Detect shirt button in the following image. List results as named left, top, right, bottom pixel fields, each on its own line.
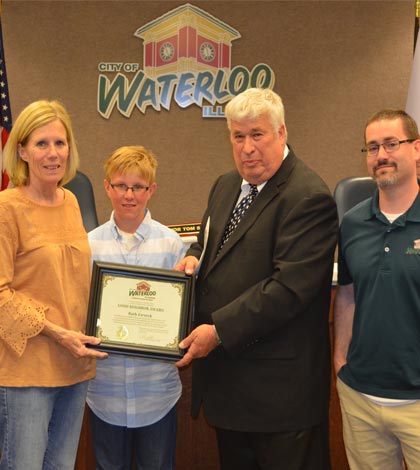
left=384, top=247, right=390, bottom=252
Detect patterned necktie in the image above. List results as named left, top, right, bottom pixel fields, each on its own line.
left=218, top=184, right=258, bottom=254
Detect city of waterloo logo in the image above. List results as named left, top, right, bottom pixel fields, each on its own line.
left=129, top=281, right=156, bottom=297
left=97, top=3, right=275, bottom=119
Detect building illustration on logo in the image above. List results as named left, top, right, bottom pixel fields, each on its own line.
left=135, top=3, right=240, bottom=79
left=97, top=3, right=275, bottom=118
left=136, top=281, right=151, bottom=292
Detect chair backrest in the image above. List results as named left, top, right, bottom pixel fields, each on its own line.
left=333, top=176, right=376, bottom=223
left=64, top=170, right=99, bottom=232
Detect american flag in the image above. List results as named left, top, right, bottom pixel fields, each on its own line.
left=0, top=16, right=11, bottom=191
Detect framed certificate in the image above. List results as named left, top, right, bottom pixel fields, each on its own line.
left=86, top=261, right=194, bottom=361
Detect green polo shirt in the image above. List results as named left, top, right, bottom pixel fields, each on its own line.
left=338, top=187, right=420, bottom=399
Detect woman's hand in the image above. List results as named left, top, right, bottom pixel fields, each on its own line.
left=42, top=320, right=108, bottom=359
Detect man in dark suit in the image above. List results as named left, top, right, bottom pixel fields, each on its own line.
left=175, top=88, right=338, bottom=470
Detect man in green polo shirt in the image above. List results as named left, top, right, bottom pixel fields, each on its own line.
left=334, top=109, right=420, bottom=469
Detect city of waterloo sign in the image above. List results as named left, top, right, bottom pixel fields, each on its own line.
left=97, top=3, right=275, bottom=119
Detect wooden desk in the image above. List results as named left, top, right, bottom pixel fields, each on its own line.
left=76, top=288, right=349, bottom=469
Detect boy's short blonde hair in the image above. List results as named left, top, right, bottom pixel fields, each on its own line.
left=104, top=146, right=158, bottom=184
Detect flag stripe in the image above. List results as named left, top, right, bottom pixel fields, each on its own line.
left=0, top=16, right=12, bottom=190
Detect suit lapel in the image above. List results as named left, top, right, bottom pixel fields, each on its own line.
left=206, top=150, right=298, bottom=274
left=204, top=177, right=241, bottom=267
left=212, top=181, right=276, bottom=266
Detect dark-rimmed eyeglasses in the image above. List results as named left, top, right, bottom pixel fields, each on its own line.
left=109, top=183, right=150, bottom=194
left=361, top=139, right=415, bottom=157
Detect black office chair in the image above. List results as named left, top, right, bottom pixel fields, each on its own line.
left=64, top=170, right=99, bottom=232
left=333, top=176, right=376, bottom=223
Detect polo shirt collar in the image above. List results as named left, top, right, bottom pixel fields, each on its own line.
left=368, top=183, right=420, bottom=225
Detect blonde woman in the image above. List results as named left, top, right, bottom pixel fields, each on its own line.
left=0, top=100, right=106, bottom=470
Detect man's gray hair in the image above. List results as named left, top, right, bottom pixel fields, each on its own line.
left=225, top=88, right=287, bottom=138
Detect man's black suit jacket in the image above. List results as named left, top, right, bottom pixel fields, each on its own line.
left=187, top=149, right=338, bottom=432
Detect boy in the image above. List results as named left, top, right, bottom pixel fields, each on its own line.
left=87, top=146, right=186, bottom=469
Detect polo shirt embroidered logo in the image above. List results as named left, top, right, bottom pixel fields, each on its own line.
left=405, top=239, right=420, bottom=253
left=405, top=242, right=420, bottom=254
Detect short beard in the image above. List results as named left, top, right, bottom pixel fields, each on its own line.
left=375, top=174, right=398, bottom=189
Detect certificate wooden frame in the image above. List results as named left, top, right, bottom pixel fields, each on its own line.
left=86, top=261, right=194, bottom=361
